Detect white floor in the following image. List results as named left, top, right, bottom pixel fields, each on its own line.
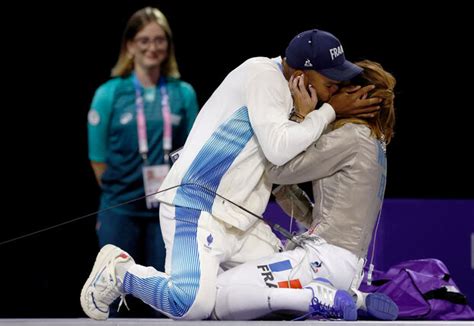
left=0, top=319, right=473, bottom=326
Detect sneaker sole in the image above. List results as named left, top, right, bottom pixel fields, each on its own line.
left=335, top=290, right=357, bottom=321
left=366, top=293, right=399, bottom=321
left=80, top=244, right=123, bottom=320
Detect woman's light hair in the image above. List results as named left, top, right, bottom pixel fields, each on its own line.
left=334, top=60, right=396, bottom=144
left=111, top=7, right=180, bottom=78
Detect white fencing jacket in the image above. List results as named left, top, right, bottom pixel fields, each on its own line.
left=155, top=57, right=335, bottom=231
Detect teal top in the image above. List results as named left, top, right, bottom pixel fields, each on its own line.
left=87, top=75, right=199, bottom=217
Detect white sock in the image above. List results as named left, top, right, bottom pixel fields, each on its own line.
left=214, top=285, right=313, bottom=320
left=115, top=260, right=135, bottom=286
left=351, top=288, right=368, bottom=310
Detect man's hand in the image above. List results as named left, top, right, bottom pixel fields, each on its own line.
left=289, top=74, right=318, bottom=117
left=329, top=85, right=382, bottom=117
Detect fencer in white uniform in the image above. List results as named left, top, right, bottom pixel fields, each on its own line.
left=80, top=30, right=378, bottom=321
left=213, top=60, right=399, bottom=321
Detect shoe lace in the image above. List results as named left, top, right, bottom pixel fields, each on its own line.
left=292, top=283, right=342, bottom=321
left=98, top=258, right=128, bottom=310
left=292, top=297, right=343, bottom=321
left=117, top=295, right=130, bottom=312
left=308, top=296, right=343, bottom=319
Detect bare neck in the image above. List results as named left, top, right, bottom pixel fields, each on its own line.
left=281, top=58, right=294, bottom=81
left=134, top=65, right=161, bottom=87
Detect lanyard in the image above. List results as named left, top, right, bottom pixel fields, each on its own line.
left=133, top=74, right=172, bottom=164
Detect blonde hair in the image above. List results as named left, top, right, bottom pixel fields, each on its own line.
left=334, top=60, right=396, bottom=144
left=111, top=7, right=180, bottom=78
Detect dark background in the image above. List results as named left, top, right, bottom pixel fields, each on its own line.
left=1, top=1, right=472, bottom=317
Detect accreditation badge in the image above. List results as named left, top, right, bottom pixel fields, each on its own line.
left=142, top=164, right=170, bottom=209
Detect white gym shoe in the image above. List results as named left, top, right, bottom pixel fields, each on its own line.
left=80, top=244, right=134, bottom=320
left=303, top=278, right=357, bottom=320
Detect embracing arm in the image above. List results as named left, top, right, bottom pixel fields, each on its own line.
left=266, top=124, right=359, bottom=184
left=246, top=68, right=335, bottom=166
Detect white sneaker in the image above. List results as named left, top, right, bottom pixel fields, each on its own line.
left=80, top=244, right=134, bottom=320
left=304, top=278, right=357, bottom=320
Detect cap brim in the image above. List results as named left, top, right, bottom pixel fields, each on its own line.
left=318, top=61, right=363, bottom=82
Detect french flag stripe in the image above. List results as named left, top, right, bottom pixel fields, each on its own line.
left=269, top=260, right=292, bottom=272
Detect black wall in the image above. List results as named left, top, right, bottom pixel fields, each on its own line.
left=1, top=1, right=472, bottom=317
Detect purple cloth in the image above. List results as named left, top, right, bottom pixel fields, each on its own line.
left=359, top=259, right=474, bottom=320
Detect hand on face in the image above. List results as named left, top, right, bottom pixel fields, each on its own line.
left=329, top=84, right=382, bottom=118
left=289, top=71, right=318, bottom=117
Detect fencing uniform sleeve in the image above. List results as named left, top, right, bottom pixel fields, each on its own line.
left=266, top=124, right=359, bottom=184
left=246, top=69, right=335, bottom=166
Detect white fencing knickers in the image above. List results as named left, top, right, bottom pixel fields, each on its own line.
left=121, top=203, right=282, bottom=320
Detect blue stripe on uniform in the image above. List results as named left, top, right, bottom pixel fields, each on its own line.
left=123, top=207, right=200, bottom=317
left=123, top=107, right=254, bottom=318
left=269, top=260, right=292, bottom=272
left=157, top=206, right=200, bottom=315
left=173, top=106, right=254, bottom=211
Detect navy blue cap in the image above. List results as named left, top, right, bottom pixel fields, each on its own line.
left=285, top=29, right=362, bottom=82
